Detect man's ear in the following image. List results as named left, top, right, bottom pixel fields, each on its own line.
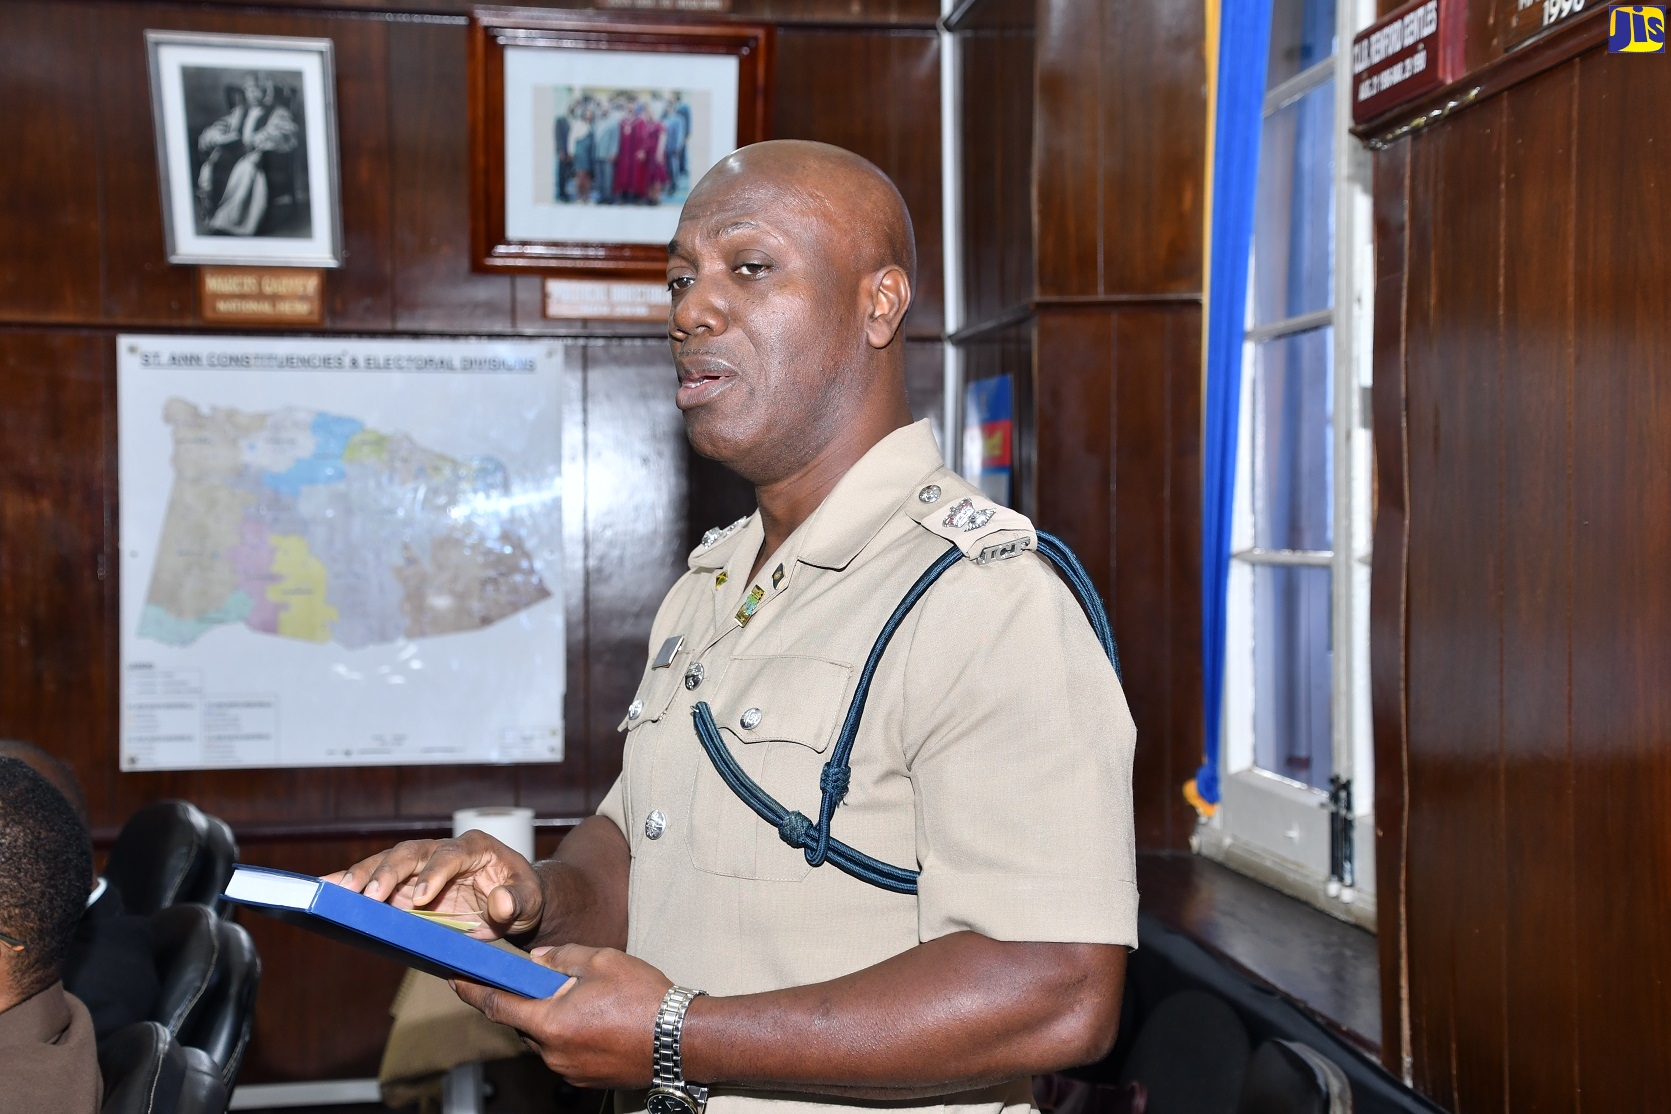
left=863, top=266, right=912, bottom=350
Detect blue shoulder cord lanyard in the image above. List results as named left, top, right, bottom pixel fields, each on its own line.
left=689, top=531, right=1122, bottom=896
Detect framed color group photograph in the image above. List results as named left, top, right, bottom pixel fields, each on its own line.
left=469, top=8, right=771, bottom=277
left=146, top=31, right=344, bottom=267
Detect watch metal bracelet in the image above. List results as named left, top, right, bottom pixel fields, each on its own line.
left=653, top=984, right=709, bottom=1101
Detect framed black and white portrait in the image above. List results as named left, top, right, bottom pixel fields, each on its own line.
left=146, top=31, right=343, bottom=267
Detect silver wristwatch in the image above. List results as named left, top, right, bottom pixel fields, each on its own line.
left=646, top=985, right=708, bottom=1114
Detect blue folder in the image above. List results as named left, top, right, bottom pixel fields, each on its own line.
left=222, top=864, right=569, bottom=999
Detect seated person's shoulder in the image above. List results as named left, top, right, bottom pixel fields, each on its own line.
left=0, top=758, right=101, bottom=1112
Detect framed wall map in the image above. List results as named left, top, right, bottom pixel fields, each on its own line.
left=468, top=7, right=772, bottom=278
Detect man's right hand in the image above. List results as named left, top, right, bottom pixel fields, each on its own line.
left=324, top=831, right=545, bottom=940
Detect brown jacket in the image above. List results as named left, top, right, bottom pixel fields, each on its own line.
left=0, top=981, right=103, bottom=1114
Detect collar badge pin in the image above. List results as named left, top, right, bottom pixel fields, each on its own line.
left=771, top=564, right=785, bottom=590
left=735, top=585, right=765, bottom=627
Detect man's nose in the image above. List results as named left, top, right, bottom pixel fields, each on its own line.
left=670, top=275, right=727, bottom=338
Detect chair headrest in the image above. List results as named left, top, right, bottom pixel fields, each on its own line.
left=1238, top=1039, right=1353, bottom=1114
left=105, top=801, right=210, bottom=915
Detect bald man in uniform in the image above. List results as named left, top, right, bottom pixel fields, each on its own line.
left=333, top=140, right=1137, bottom=1114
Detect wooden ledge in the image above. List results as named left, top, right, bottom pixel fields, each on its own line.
left=1136, top=851, right=1382, bottom=1057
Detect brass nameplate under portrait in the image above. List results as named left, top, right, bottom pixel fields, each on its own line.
left=199, top=267, right=324, bottom=326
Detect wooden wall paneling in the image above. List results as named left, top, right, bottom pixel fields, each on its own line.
left=0, top=3, right=104, bottom=323
left=956, top=0, right=1035, bottom=326
left=1367, top=138, right=1411, bottom=1082
left=1098, top=0, right=1204, bottom=295
left=1032, top=4, right=1102, bottom=297
left=1035, top=310, right=1112, bottom=608
left=1160, top=309, right=1203, bottom=852
left=0, top=333, right=116, bottom=816
left=1034, top=0, right=1205, bottom=298
left=321, top=12, right=397, bottom=329
left=902, top=339, right=946, bottom=434
left=1110, top=308, right=1199, bottom=851
left=771, top=28, right=944, bottom=335
left=388, top=17, right=516, bottom=332
left=1034, top=306, right=1201, bottom=852
left=1402, top=102, right=1508, bottom=1109
left=1569, top=46, right=1671, bottom=1107
left=1497, top=61, right=1581, bottom=1111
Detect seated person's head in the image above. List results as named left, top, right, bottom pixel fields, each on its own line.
left=0, top=740, right=90, bottom=828
left=0, top=756, right=92, bottom=1011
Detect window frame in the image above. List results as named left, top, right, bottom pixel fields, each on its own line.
left=1197, top=0, right=1378, bottom=929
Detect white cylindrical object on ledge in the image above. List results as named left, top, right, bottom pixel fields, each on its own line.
left=452, top=806, right=535, bottom=863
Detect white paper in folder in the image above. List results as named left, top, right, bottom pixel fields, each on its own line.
left=453, top=806, right=535, bottom=862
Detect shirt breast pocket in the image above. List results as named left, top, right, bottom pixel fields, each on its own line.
left=618, top=648, right=688, bottom=735
left=688, top=654, right=852, bottom=881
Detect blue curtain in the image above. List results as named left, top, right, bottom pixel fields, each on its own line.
left=1198, top=0, right=1273, bottom=806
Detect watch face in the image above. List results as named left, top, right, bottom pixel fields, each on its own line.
left=647, top=1088, right=700, bottom=1114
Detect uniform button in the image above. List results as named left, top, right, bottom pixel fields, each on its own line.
left=918, top=484, right=942, bottom=504
left=627, top=699, right=644, bottom=721
left=740, top=707, right=762, bottom=730
left=644, top=810, right=667, bottom=840
left=683, top=662, right=705, bottom=691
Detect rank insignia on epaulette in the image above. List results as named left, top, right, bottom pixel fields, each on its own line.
left=735, top=585, right=765, bottom=626
left=942, top=497, right=997, bottom=532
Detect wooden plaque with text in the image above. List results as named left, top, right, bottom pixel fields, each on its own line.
left=1350, top=0, right=1467, bottom=125
left=198, top=267, right=324, bottom=326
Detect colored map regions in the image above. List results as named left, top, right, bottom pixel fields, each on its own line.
left=140, top=400, right=552, bottom=649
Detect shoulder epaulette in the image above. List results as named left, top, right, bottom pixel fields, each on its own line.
left=904, top=475, right=1036, bottom=564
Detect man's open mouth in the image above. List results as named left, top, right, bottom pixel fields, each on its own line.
left=675, top=358, right=736, bottom=407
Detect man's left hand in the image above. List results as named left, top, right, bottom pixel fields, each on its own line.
left=452, top=944, right=672, bottom=1089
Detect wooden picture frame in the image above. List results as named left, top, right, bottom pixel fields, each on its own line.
left=468, top=7, right=772, bottom=278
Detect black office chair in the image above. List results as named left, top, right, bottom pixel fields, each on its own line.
left=1116, top=989, right=1251, bottom=1113
left=178, top=1045, right=233, bottom=1114
left=105, top=801, right=212, bottom=915
left=150, top=903, right=262, bottom=1091
left=187, top=813, right=239, bottom=917
left=1238, top=1040, right=1352, bottom=1114
left=98, top=1021, right=231, bottom=1114
left=99, top=1021, right=187, bottom=1114
left=105, top=801, right=240, bottom=918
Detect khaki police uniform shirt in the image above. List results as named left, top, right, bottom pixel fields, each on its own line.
left=597, top=421, right=1138, bottom=1114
